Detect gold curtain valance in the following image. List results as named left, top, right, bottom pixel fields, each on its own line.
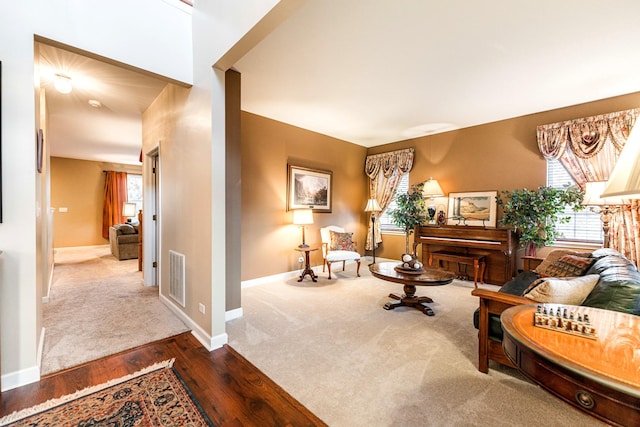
left=364, top=148, right=414, bottom=179
left=537, top=108, right=640, bottom=160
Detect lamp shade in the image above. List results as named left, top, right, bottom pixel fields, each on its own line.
left=364, top=198, right=382, bottom=212
left=422, top=178, right=444, bottom=198
left=293, top=209, right=314, bottom=225
left=602, top=124, right=640, bottom=198
left=122, top=202, right=137, bottom=218
left=582, top=181, right=624, bottom=206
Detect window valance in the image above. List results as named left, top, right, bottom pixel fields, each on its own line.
left=536, top=107, right=640, bottom=267
left=537, top=108, right=640, bottom=160
left=365, top=148, right=414, bottom=178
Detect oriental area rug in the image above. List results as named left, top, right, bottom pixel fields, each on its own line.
left=0, top=359, right=213, bottom=427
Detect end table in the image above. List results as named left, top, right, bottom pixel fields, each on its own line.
left=295, top=246, right=318, bottom=282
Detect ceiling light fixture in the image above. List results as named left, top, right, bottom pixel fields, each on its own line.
left=88, top=99, right=102, bottom=108
left=54, top=73, right=73, bottom=94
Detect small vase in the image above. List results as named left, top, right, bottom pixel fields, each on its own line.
left=525, top=242, right=537, bottom=257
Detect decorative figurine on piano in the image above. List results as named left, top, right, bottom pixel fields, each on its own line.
left=437, top=210, right=446, bottom=226
left=427, top=207, right=436, bottom=224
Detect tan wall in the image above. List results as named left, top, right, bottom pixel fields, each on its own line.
left=143, top=84, right=214, bottom=330
left=240, top=92, right=640, bottom=279
left=370, top=91, right=640, bottom=261
left=50, top=157, right=140, bottom=248
left=241, top=112, right=368, bottom=281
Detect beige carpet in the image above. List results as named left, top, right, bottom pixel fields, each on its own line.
left=41, top=245, right=189, bottom=375
left=227, top=262, right=606, bottom=426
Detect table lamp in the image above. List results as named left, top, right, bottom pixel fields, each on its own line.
left=122, top=202, right=137, bottom=223
left=422, top=177, right=444, bottom=222
left=582, top=181, right=624, bottom=248
left=365, top=198, right=382, bottom=264
left=293, top=209, right=314, bottom=248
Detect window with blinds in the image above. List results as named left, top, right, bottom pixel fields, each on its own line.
left=379, top=174, right=409, bottom=232
left=547, top=159, right=603, bottom=243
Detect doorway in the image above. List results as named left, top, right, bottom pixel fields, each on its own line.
left=144, top=149, right=160, bottom=287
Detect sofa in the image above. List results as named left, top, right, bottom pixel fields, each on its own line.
left=109, top=223, right=139, bottom=260
left=472, top=247, right=640, bottom=373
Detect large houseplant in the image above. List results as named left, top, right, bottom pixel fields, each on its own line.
left=389, top=182, right=428, bottom=254
left=496, top=185, right=584, bottom=256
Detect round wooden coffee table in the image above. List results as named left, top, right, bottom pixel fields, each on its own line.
left=369, top=262, right=455, bottom=316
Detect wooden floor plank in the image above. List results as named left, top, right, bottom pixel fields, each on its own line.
left=0, top=332, right=327, bottom=427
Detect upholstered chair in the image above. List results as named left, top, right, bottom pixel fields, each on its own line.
left=320, top=225, right=361, bottom=279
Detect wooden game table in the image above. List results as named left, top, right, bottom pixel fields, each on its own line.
left=501, top=304, right=640, bottom=427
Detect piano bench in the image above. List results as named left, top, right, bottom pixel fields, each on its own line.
left=429, top=251, right=486, bottom=288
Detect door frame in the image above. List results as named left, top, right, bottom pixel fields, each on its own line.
left=143, top=145, right=160, bottom=287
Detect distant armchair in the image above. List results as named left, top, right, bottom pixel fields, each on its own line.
left=320, top=225, right=361, bottom=279
left=109, top=223, right=139, bottom=260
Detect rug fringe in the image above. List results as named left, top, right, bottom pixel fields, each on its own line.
left=0, top=358, right=175, bottom=426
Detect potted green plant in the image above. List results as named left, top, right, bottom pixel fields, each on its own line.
left=496, top=185, right=585, bottom=256
left=389, top=182, right=428, bottom=254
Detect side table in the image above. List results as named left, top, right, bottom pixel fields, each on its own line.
left=294, top=246, right=318, bottom=282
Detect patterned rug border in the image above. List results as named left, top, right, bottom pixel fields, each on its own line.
left=0, top=358, right=176, bottom=426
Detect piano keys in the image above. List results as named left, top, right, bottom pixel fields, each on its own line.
left=413, top=225, right=519, bottom=285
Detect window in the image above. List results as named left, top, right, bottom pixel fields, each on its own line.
left=546, top=159, right=603, bottom=243
left=378, top=174, right=409, bottom=232
left=127, top=174, right=143, bottom=215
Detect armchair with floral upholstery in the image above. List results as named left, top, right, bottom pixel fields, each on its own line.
left=320, top=225, right=361, bottom=279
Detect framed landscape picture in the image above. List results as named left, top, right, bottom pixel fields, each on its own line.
left=287, top=165, right=332, bottom=212
left=447, top=191, right=497, bottom=227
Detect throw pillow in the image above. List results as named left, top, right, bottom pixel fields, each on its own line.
left=523, top=274, right=600, bottom=305
left=534, top=250, right=592, bottom=277
left=329, top=230, right=355, bottom=251
left=540, top=254, right=595, bottom=278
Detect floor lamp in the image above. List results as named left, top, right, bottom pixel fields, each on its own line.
left=365, top=198, right=382, bottom=264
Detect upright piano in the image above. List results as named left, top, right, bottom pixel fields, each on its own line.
left=413, top=225, right=519, bottom=285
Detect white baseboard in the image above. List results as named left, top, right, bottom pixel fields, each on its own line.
left=241, top=263, right=337, bottom=288
left=2, top=365, right=40, bottom=392
left=2, top=326, right=48, bottom=391
left=159, top=294, right=228, bottom=351
left=225, top=307, right=243, bottom=321
left=37, top=327, right=45, bottom=372
left=241, top=270, right=302, bottom=288
left=42, top=262, right=55, bottom=303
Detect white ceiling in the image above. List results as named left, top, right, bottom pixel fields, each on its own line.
left=39, top=43, right=167, bottom=165
left=41, top=0, right=640, bottom=164
left=236, top=0, right=640, bottom=146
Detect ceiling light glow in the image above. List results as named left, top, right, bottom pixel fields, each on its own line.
left=88, top=99, right=102, bottom=108
left=54, top=73, right=73, bottom=94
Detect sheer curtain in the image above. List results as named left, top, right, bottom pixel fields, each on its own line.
left=537, top=108, right=640, bottom=265
left=364, top=148, right=414, bottom=250
left=102, top=171, right=128, bottom=239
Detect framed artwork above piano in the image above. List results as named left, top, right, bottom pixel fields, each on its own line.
left=414, top=225, right=519, bottom=285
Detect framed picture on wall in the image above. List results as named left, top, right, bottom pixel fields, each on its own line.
left=287, top=164, right=332, bottom=212
left=447, top=191, right=497, bottom=227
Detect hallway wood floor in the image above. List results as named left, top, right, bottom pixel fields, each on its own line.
left=0, top=332, right=326, bottom=426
